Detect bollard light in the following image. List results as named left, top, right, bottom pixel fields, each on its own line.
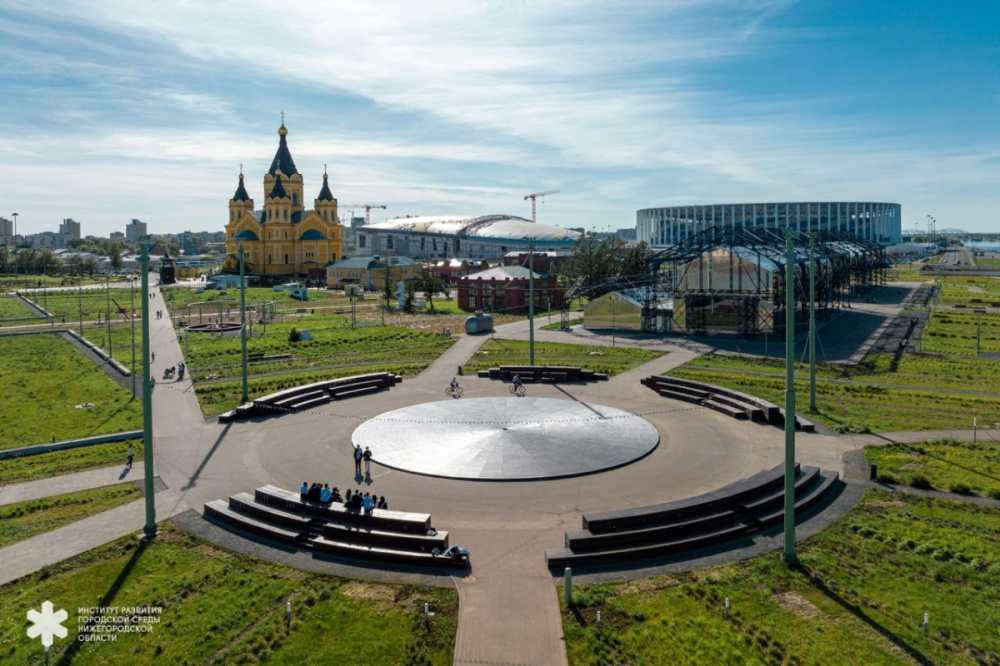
left=596, top=610, right=602, bottom=630
left=725, top=597, right=730, bottom=618
left=564, top=567, right=573, bottom=605
left=286, top=601, right=292, bottom=631
left=923, top=612, right=929, bottom=635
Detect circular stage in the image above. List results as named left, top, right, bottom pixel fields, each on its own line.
left=352, top=397, right=659, bottom=480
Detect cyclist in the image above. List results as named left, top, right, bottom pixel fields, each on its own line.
left=450, top=377, right=460, bottom=391
left=512, top=374, right=523, bottom=391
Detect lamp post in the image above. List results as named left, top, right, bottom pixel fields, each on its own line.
left=139, top=239, right=157, bottom=541
left=130, top=276, right=137, bottom=396
left=528, top=242, right=535, bottom=366
left=239, top=241, right=249, bottom=404
left=783, top=230, right=797, bottom=564
left=808, top=234, right=817, bottom=413
left=11, top=212, right=17, bottom=238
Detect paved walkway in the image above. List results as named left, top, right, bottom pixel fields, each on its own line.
left=0, top=489, right=189, bottom=587
left=4, top=289, right=974, bottom=665
left=0, top=465, right=144, bottom=506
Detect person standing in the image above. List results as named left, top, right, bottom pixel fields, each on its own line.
left=353, top=444, right=363, bottom=475
left=363, top=446, right=373, bottom=476
left=126, top=444, right=134, bottom=469
left=362, top=492, right=373, bottom=516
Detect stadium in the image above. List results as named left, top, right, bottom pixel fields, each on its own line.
left=356, top=215, right=581, bottom=261
left=637, top=202, right=901, bottom=247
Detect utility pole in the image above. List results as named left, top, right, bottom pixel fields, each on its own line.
left=140, top=239, right=157, bottom=541
left=528, top=243, right=535, bottom=366
left=240, top=242, right=249, bottom=404
left=130, top=276, right=136, bottom=397
left=783, top=231, right=797, bottom=564
left=808, top=234, right=817, bottom=413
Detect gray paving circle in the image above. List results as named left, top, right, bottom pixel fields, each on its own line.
left=352, top=397, right=659, bottom=480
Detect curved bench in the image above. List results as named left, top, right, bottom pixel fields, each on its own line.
left=477, top=365, right=609, bottom=383
left=642, top=375, right=815, bottom=431
left=203, top=485, right=467, bottom=569
left=545, top=462, right=840, bottom=569
left=219, top=372, right=403, bottom=421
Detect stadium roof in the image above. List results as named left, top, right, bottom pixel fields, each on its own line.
left=362, top=215, right=581, bottom=242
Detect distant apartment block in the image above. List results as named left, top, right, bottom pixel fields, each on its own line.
left=59, top=218, right=82, bottom=239
left=28, top=232, right=73, bottom=250
left=110, top=231, right=125, bottom=240
left=0, top=217, right=12, bottom=238
left=125, top=218, right=147, bottom=243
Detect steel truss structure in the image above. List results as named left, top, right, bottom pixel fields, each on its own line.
left=563, top=227, right=887, bottom=339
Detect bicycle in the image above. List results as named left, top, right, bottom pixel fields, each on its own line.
left=509, top=383, right=526, bottom=397
left=445, top=385, right=464, bottom=398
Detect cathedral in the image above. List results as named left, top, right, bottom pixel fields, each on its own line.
left=223, top=121, right=344, bottom=280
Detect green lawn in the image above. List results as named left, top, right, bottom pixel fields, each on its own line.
left=195, top=362, right=433, bottom=416
left=23, top=287, right=140, bottom=322
left=0, top=440, right=142, bottom=485
left=0, top=484, right=140, bottom=549
left=973, top=258, right=1000, bottom=269
left=462, top=339, right=665, bottom=376
left=868, top=439, right=1000, bottom=498
left=562, top=490, right=1000, bottom=665
left=0, top=335, right=143, bottom=449
left=0, top=295, right=39, bottom=321
left=922, top=310, right=1000, bottom=355
left=177, top=315, right=453, bottom=382
left=0, top=525, right=458, bottom=664
left=0, top=274, right=110, bottom=290
left=936, top=276, right=1000, bottom=306
left=670, top=352, right=1000, bottom=432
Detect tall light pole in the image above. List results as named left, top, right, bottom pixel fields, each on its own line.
left=528, top=243, right=535, bottom=366
left=783, top=230, right=797, bottom=564
left=239, top=242, right=249, bottom=404
left=140, top=239, right=157, bottom=541
left=11, top=212, right=17, bottom=238
left=130, top=276, right=136, bottom=396
left=808, top=234, right=817, bottom=413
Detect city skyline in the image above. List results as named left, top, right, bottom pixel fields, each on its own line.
left=1, top=1, right=998, bottom=237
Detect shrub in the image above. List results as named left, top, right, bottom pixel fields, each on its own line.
left=987, top=488, right=1000, bottom=500
left=909, top=474, right=932, bottom=490
left=915, top=544, right=935, bottom=556
left=288, top=328, right=301, bottom=343
left=948, top=482, right=972, bottom=495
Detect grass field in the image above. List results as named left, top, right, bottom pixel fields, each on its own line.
left=0, top=524, right=458, bottom=664
left=922, top=309, right=1000, bottom=355
left=194, top=362, right=433, bottom=416
left=670, top=352, right=1000, bottom=432
left=21, top=287, right=140, bottom=322
left=936, top=276, right=1000, bottom=306
left=177, top=315, right=454, bottom=382
left=562, top=489, right=1000, bottom=665
left=462, top=339, right=665, bottom=376
left=0, top=295, right=39, bottom=321
left=0, top=335, right=143, bottom=449
left=868, top=438, right=1000, bottom=498
left=0, top=275, right=110, bottom=290
left=0, top=440, right=142, bottom=485
left=0, top=484, right=140, bottom=549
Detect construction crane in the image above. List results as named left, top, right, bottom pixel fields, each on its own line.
left=341, top=204, right=387, bottom=225
left=523, top=190, right=559, bottom=223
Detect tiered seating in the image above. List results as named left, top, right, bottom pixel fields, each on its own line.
left=641, top=375, right=815, bottom=431
left=545, top=463, right=840, bottom=569
left=477, top=365, right=608, bottom=383
left=204, top=485, right=466, bottom=569
left=219, top=372, right=403, bottom=421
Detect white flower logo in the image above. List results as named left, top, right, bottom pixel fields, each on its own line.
left=27, top=601, right=68, bottom=647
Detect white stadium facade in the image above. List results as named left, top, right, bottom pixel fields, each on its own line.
left=637, top=202, right=901, bottom=247
left=356, top=215, right=581, bottom=261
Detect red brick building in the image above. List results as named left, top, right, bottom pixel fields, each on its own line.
left=430, top=258, right=491, bottom=285
left=457, top=265, right=564, bottom=314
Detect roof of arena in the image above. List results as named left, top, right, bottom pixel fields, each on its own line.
left=360, top=215, right=582, bottom=242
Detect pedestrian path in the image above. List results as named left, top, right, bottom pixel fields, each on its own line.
left=0, top=489, right=190, bottom=587
left=0, top=464, right=145, bottom=506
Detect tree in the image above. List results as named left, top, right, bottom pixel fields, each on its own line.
left=419, top=275, right=448, bottom=312
left=403, top=279, right=417, bottom=313
left=109, top=242, right=123, bottom=271
left=82, top=255, right=100, bottom=278
left=620, top=241, right=654, bottom=278
left=38, top=248, right=63, bottom=276
left=560, top=233, right=624, bottom=297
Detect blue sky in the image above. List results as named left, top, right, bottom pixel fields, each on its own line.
left=1, top=0, right=997, bottom=237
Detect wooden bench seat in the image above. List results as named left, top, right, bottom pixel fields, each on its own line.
left=756, top=472, right=840, bottom=527
left=546, top=523, right=751, bottom=568
left=657, top=388, right=704, bottom=405
left=311, top=536, right=468, bottom=568
left=320, top=522, right=449, bottom=552
left=288, top=395, right=333, bottom=411
left=703, top=400, right=749, bottom=419
left=255, top=485, right=431, bottom=533
left=271, top=389, right=327, bottom=408
left=566, top=508, right=737, bottom=552
left=650, top=381, right=711, bottom=400
left=738, top=467, right=821, bottom=515
left=330, top=385, right=380, bottom=400
left=204, top=500, right=304, bottom=543
left=229, top=493, right=315, bottom=530
left=583, top=463, right=796, bottom=532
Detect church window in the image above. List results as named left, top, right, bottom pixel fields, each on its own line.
left=293, top=193, right=298, bottom=204
left=284, top=209, right=288, bottom=221
left=268, top=254, right=272, bottom=264
left=284, top=254, right=289, bottom=264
